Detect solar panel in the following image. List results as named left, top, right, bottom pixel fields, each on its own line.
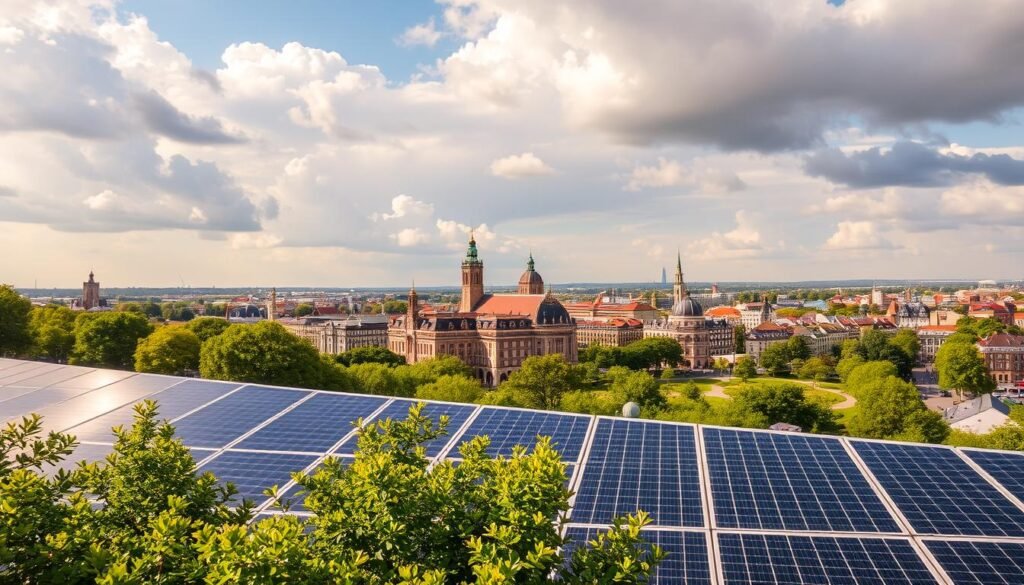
left=44, top=368, right=134, bottom=390
left=173, top=386, right=310, bottom=449
left=852, top=441, right=1024, bottom=537
left=272, top=458, right=354, bottom=513
left=235, top=393, right=388, bottom=453
left=717, top=533, right=937, bottom=584
left=43, top=442, right=114, bottom=475
left=67, top=379, right=243, bottom=442
left=571, top=419, right=704, bottom=528
left=335, top=399, right=476, bottom=457
left=562, top=527, right=711, bottom=585
left=453, top=407, right=590, bottom=461
left=703, top=428, right=900, bottom=533
left=0, top=362, right=63, bottom=386
left=961, top=449, right=1024, bottom=499
left=198, top=450, right=318, bottom=505
left=0, top=357, right=24, bottom=370
left=924, top=539, right=1024, bottom=585
left=23, top=375, right=185, bottom=432
left=1, top=365, right=95, bottom=390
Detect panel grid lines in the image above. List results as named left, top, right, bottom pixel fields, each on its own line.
left=852, top=440, right=1024, bottom=537
left=924, top=539, right=1024, bottom=585
left=235, top=392, right=388, bottom=453
left=452, top=407, right=590, bottom=461
left=334, top=398, right=476, bottom=458
left=563, top=526, right=712, bottom=585
left=704, top=428, right=901, bottom=533
left=961, top=449, right=1024, bottom=502
left=171, top=385, right=311, bottom=449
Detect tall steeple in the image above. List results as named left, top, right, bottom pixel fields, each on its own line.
left=407, top=282, right=419, bottom=326
left=673, top=250, right=687, bottom=305
left=460, top=233, right=485, bottom=312
left=268, top=287, right=277, bottom=321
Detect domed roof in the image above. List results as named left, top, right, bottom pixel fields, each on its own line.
left=670, top=296, right=704, bottom=317
left=535, top=297, right=571, bottom=325
left=519, top=269, right=544, bottom=286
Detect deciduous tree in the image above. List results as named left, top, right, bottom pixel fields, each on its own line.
left=199, top=321, right=325, bottom=388
left=71, top=311, right=154, bottom=369
left=0, top=284, right=33, bottom=356
left=134, top=326, right=201, bottom=375
left=28, top=305, right=76, bottom=361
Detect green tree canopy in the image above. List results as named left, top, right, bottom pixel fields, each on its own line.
left=28, top=305, right=76, bottom=361
left=415, top=374, right=484, bottom=404
left=786, top=336, right=811, bottom=361
left=935, top=341, right=995, bottom=399
left=334, top=345, right=406, bottom=367
left=846, top=373, right=948, bottom=443
left=134, top=326, right=201, bottom=375
left=184, top=316, right=230, bottom=342
left=734, top=355, right=757, bottom=381
left=798, top=356, right=834, bottom=382
left=0, top=284, right=33, bottom=356
left=293, top=303, right=314, bottom=317
left=733, top=382, right=837, bottom=433
left=608, top=369, right=666, bottom=410
left=890, top=329, right=921, bottom=366
left=71, top=311, right=154, bottom=369
left=199, top=321, right=326, bottom=388
left=759, top=343, right=791, bottom=376
left=502, top=354, right=583, bottom=410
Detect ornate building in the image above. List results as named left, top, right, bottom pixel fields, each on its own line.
left=564, top=294, right=659, bottom=323
left=72, top=271, right=107, bottom=310
left=388, top=236, right=577, bottom=386
left=576, top=318, right=644, bottom=348
left=283, top=315, right=389, bottom=354
left=977, top=334, right=1024, bottom=385
left=644, top=253, right=732, bottom=369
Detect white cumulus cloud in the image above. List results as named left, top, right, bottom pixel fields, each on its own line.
left=490, top=152, right=554, bottom=179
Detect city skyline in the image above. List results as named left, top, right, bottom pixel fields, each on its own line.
left=2, top=1, right=1024, bottom=286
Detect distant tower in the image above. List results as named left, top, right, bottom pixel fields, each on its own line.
left=517, top=252, right=545, bottom=295
left=459, top=232, right=485, bottom=312
left=267, top=287, right=277, bottom=321
left=650, top=291, right=658, bottom=308
left=661, top=267, right=667, bottom=285
left=82, top=271, right=100, bottom=310
left=672, top=251, right=687, bottom=305
left=404, top=283, right=419, bottom=363
left=760, top=293, right=772, bottom=323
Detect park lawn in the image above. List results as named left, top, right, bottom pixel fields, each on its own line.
left=712, top=377, right=846, bottom=407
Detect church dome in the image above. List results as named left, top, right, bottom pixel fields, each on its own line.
left=517, top=253, right=545, bottom=294
left=519, top=269, right=544, bottom=287
left=536, top=297, right=571, bottom=325
left=670, top=296, right=704, bottom=317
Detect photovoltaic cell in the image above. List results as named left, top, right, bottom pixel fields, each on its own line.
left=717, top=533, right=937, bottom=585
left=852, top=441, right=1024, bottom=537
left=704, top=428, right=900, bottom=533
left=925, top=539, right=1024, bottom=585
left=571, top=419, right=704, bottom=528
left=236, top=393, right=387, bottom=453
left=173, top=386, right=310, bottom=448
left=67, top=379, right=243, bottom=442
left=16, top=374, right=182, bottom=432
left=0, top=362, right=63, bottom=386
left=562, top=527, right=711, bottom=585
left=44, top=368, right=134, bottom=390
left=962, top=449, right=1024, bottom=498
left=2, top=365, right=95, bottom=390
left=454, top=407, right=590, bottom=461
left=335, top=399, right=476, bottom=457
left=273, top=458, right=352, bottom=513
left=198, top=450, right=318, bottom=505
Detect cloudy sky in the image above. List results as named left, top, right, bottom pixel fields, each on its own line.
left=1, top=0, right=1023, bottom=288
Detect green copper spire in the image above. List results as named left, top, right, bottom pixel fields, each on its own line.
left=463, top=231, right=481, bottom=264
left=527, top=251, right=535, bottom=271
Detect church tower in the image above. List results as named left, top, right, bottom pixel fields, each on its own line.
left=672, top=252, right=687, bottom=305
left=82, top=271, right=100, bottom=310
left=460, top=233, right=485, bottom=312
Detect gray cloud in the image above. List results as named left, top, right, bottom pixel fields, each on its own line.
left=132, top=91, right=244, bottom=144
left=804, top=141, right=1024, bottom=188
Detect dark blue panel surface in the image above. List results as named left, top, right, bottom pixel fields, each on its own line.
left=236, top=393, right=387, bottom=452
left=68, top=379, right=242, bottom=442
left=925, top=540, right=1024, bottom=585
left=962, top=449, right=1024, bottom=498
left=173, top=386, right=309, bottom=449
left=572, top=419, right=703, bottom=528
left=335, top=399, right=476, bottom=457
left=453, top=407, right=590, bottom=461
left=198, top=450, right=318, bottom=505
left=704, top=428, right=900, bottom=532
left=563, top=527, right=710, bottom=585
left=0, top=364, right=95, bottom=389
left=853, top=441, right=1024, bottom=537
left=44, top=442, right=113, bottom=476
left=718, top=533, right=937, bottom=585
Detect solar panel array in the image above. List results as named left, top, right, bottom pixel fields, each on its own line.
left=5, top=357, right=1024, bottom=584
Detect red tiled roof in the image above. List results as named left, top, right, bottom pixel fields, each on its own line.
left=752, top=322, right=787, bottom=332
left=706, top=306, right=741, bottom=317
left=978, top=334, right=1024, bottom=347
left=473, top=294, right=546, bottom=318
left=918, top=325, right=958, bottom=332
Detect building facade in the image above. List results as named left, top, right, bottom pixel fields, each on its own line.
left=917, top=325, right=958, bottom=363
left=283, top=316, right=389, bottom=354
left=576, top=318, right=644, bottom=348
left=744, top=322, right=793, bottom=364
left=739, top=299, right=774, bottom=330
left=565, top=295, right=660, bottom=323
left=977, top=334, right=1024, bottom=385
left=388, top=237, right=577, bottom=386
left=72, top=271, right=107, bottom=310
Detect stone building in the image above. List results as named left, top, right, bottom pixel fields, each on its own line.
left=644, top=253, right=732, bottom=369
left=576, top=318, right=644, bottom=348
left=564, top=294, right=659, bottom=323
left=72, top=271, right=107, bottom=310
left=388, top=236, right=577, bottom=386
left=917, top=325, right=957, bottom=363
left=739, top=298, right=774, bottom=329
left=282, top=315, right=389, bottom=354
left=977, top=334, right=1024, bottom=385
left=744, top=322, right=793, bottom=364
left=886, top=300, right=930, bottom=329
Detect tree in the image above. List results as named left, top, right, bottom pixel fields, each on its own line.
left=609, top=370, right=665, bottom=410
left=71, top=311, right=154, bottom=369
left=734, top=356, right=757, bottom=381
left=184, top=316, right=230, bottom=342
left=334, top=345, right=405, bottom=367
left=415, top=375, right=484, bottom=403
left=733, top=382, right=837, bottom=433
left=134, top=326, right=201, bottom=375
left=935, top=341, right=995, bottom=399
left=660, top=366, right=676, bottom=379
left=858, top=330, right=913, bottom=380
left=844, top=360, right=899, bottom=395
left=28, top=305, right=76, bottom=361
left=160, top=301, right=195, bottom=322
left=846, top=375, right=948, bottom=443
left=503, top=354, right=583, bottom=410
left=798, top=356, right=834, bottom=383
left=733, top=324, right=746, bottom=354
left=759, top=343, right=791, bottom=376
left=347, top=362, right=405, bottom=396
left=200, top=321, right=326, bottom=388
left=618, top=337, right=681, bottom=372
left=382, top=300, right=408, bottom=314
left=294, top=303, right=314, bottom=317
left=786, top=336, right=811, bottom=361
left=891, top=329, right=921, bottom=367
left=0, top=284, right=33, bottom=356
